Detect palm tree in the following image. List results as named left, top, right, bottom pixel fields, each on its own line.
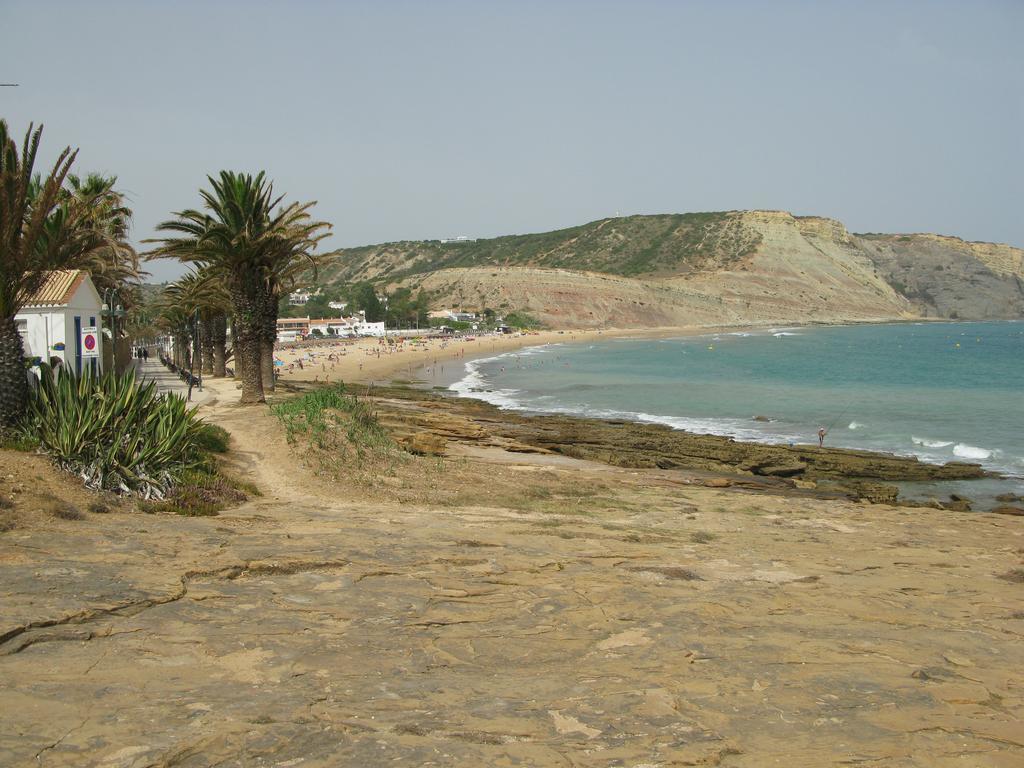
left=257, top=212, right=332, bottom=391
left=64, top=173, right=142, bottom=296
left=160, top=269, right=230, bottom=378
left=147, top=172, right=279, bottom=403
left=147, top=172, right=332, bottom=403
left=155, top=304, right=192, bottom=369
left=0, top=120, right=80, bottom=430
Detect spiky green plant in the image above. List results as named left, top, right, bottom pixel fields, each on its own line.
left=22, top=363, right=209, bottom=498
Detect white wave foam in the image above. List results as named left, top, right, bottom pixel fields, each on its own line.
left=448, top=358, right=523, bottom=409
left=953, top=443, right=992, bottom=460
left=449, top=365, right=806, bottom=444
left=911, top=436, right=953, bottom=449
left=848, top=421, right=864, bottom=430
left=773, top=332, right=800, bottom=337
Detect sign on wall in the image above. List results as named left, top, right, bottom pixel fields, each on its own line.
left=81, top=326, right=99, bottom=358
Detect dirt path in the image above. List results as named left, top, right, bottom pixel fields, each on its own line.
left=1, top=380, right=1022, bottom=766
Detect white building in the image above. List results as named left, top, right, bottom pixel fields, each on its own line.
left=426, top=309, right=479, bottom=323
left=278, top=315, right=386, bottom=342
left=328, top=300, right=347, bottom=311
left=15, top=270, right=104, bottom=375
left=288, top=289, right=317, bottom=305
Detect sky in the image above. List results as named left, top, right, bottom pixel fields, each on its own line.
left=2, top=0, right=1022, bottom=282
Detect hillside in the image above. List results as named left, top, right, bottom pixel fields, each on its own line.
left=319, top=211, right=1024, bottom=328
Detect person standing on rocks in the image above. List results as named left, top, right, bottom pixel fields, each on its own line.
left=818, top=426, right=827, bottom=448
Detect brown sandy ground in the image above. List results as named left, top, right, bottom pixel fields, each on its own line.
left=0, top=378, right=1022, bottom=767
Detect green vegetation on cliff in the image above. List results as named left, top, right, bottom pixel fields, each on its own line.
left=320, top=212, right=761, bottom=287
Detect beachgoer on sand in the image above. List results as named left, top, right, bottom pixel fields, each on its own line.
left=818, top=427, right=827, bottom=447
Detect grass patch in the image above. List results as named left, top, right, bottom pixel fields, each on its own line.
left=0, top=431, right=39, bottom=452
left=691, top=531, right=718, bottom=544
left=271, top=384, right=402, bottom=478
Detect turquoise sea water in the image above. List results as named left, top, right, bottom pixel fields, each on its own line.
left=449, top=321, right=1024, bottom=504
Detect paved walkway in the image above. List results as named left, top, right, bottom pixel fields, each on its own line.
left=129, top=358, right=213, bottom=406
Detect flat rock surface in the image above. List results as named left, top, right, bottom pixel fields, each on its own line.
left=1, top=392, right=1022, bottom=767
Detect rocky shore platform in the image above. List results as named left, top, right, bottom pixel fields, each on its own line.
left=368, top=384, right=993, bottom=508
left=1, top=379, right=1021, bottom=767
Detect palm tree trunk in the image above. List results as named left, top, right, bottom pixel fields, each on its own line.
left=229, top=287, right=265, bottom=404
left=257, top=287, right=278, bottom=393
left=0, top=316, right=30, bottom=431
left=228, top=318, right=237, bottom=371
left=211, top=314, right=227, bottom=378
left=236, top=331, right=264, bottom=403
left=200, top=317, right=214, bottom=376
left=260, top=338, right=276, bottom=393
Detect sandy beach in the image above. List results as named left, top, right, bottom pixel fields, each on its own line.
left=273, top=326, right=700, bottom=388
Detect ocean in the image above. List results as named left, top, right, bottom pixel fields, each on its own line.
left=447, top=321, right=1024, bottom=507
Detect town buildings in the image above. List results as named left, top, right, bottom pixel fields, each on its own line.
left=276, top=315, right=386, bottom=342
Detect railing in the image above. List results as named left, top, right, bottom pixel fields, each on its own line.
left=158, top=354, right=200, bottom=388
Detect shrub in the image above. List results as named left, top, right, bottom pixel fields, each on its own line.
left=21, top=363, right=209, bottom=499
left=503, top=311, right=545, bottom=330
left=144, top=469, right=250, bottom=516
left=50, top=502, right=84, bottom=520
left=195, top=423, right=231, bottom=453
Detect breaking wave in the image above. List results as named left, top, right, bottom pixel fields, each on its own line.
left=953, top=443, right=992, bottom=460
left=912, top=436, right=954, bottom=449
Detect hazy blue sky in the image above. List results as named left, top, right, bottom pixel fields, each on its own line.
left=3, top=0, right=1022, bottom=281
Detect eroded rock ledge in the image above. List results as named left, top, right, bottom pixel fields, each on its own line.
left=357, top=384, right=988, bottom=505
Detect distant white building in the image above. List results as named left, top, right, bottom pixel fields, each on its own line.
left=277, top=315, right=385, bottom=342
left=439, top=236, right=473, bottom=244
left=289, top=289, right=319, bottom=305
left=15, top=270, right=104, bottom=375
left=328, top=300, right=347, bottom=311
left=427, top=309, right=478, bottom=323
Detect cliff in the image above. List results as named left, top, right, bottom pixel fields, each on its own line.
left=319, top=211, right=1024, bottom=328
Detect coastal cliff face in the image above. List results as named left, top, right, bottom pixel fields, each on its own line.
left=321, top=211, right=1024, bottom=328
left=855, top=233, right=1024, bottom=319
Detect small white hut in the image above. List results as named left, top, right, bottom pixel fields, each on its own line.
left=15, top=270, right=105, bottom=375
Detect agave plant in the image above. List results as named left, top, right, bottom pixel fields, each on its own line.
left=22, top=363, right=209, bottom=498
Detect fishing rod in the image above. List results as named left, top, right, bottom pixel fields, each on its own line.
left=823, top=401, right=855, bottom=435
